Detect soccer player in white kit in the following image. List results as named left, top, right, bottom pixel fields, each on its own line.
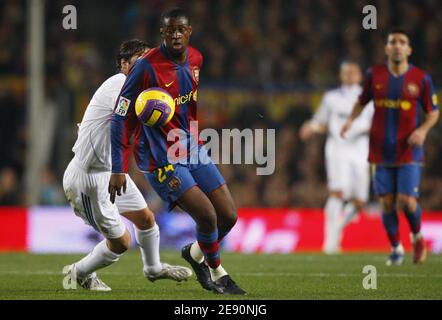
left=62, top=40, right=192, bottom=291
left=300, top=61, right=374, bottom=254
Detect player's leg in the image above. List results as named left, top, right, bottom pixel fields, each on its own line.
left=342, top=199, right=365, bottom=227
left=372, top=165, right=404, bottom=265
left=397, top=164, right=426, bottom=264
left=145, top=165, right=227, bottom=293
left=341, top=160, right=370, bottom=227
left=121, top=207, right=192, bottom=281
left=186, top=154, right=246, bottom=294
left=189, top=153, right=236, bottom=242
left=323, top=191, right=344, bottom=254
left=323, top=154, right=345, bottom=254
left=118, top=175, right=192, bottom=281
left=62, top=163, right=129, bottom=291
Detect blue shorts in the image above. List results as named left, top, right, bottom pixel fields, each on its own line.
left=145, top=148, right=225, bottom=210
left=372, top=164, right=422, bottom=197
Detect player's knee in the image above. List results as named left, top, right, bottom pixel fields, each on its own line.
left=380, top=195, right=396, bottom=213
left=397, top=194, right=417, bottom=213
left=352, top=200, right=365, bottom=211
left=329, top=190, right=343, bottom=199
left=108, top=231, right=131, bottom=254
left=134, top=208, right=156, bottom=230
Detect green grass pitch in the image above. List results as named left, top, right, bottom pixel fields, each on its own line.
left=0, top=251, right=441, bottom=300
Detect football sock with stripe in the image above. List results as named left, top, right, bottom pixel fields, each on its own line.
left=190, top=230, right=230, bottom=264
left=382, top=211, right=400, bottom=247
left=197, top=229, right=221, bottom=269
left=75, top=240, right=121, bottom=278
left=134, top=223, right=163, bottom=275
left=403, top=204, right=422, bottom=235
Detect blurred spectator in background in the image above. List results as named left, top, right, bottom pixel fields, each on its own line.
left=0, top=167, right=20, bottom=205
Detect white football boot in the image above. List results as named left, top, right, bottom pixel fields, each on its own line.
left=146, top=263, right=193, bottom=282
left=63, top=264, right=111, bottom=291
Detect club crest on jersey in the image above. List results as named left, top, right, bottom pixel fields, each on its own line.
left=192, top=67, right=200, bottom=84
left=433, top=94, right=439, bottom=106
left=167, top=176, right=181, bottom=191
left=115, top=96, right=131, bottom=116
left=405, top=82, right=419, bottom=98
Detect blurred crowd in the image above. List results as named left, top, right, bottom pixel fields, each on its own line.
left=1, top=0, right=442, bottom=209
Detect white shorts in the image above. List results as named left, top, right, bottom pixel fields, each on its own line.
left=63, top=159, right=147, bottom=239
left=325, top=154, right=370, bottom=202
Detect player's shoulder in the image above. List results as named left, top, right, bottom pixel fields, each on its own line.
left=188, top=46, right=203, bottom=66
left=323, top=86, right=342, bottom=99
left=368, top=64, right=388, bottom=75
left=409, top=65, right=431, bottom=80
left=96, top=73, right=126, bottom=93
left=143, top=46, right=162, bottom=61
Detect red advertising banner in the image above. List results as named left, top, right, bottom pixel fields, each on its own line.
left=0, top=207, right=27, bottom=252
left=224, top=208, right=442, bottom=253
left=1, top=207, right=442, bottom=253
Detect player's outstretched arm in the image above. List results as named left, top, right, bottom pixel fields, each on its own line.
left=300, top=94, right=329, bottom=141
left=299, top=121, right=326, bottom=141
left=340, top=102, right=365, bottom=138
left=408, top=109, right=439, bottom=147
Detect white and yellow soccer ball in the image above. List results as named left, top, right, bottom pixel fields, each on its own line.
left=135, top=87, right=175, bottom=127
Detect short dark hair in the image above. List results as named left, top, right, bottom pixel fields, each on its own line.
left=386, top=28, right=412, bottom=45
left=116, top=39, right=149, bottom=70
left=160, top=7, right=190, bottom=26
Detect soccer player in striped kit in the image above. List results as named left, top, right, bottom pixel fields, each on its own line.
left=109, top=8, right=245, bottom=294
left=341, top=29, right=439, bottom=265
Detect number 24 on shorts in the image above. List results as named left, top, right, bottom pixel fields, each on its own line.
left=157, top=164, right=175, bottom=183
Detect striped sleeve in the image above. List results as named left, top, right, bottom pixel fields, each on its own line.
left=358, top=68, right=373, bottom=106
left=111, top=59, right=150, bottom=173
left=421, top=74, right=439, bottom=113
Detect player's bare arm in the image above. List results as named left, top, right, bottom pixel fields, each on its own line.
left=408, top=109, right=440, bottom=147
left=340, top=102, right=364, bottom=138
left=299, top=121, right=327, bottom=141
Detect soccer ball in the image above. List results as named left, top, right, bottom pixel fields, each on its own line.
left=135, top=87, right=175, bottom=127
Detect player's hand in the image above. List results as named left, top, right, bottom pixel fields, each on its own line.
left=299, top=123, right=314, bottom=141
left=340, top=118, right=353, bottom=138
left=108, top=173, right=127, bottom=204
left=408, top=128, right=427, bottom=147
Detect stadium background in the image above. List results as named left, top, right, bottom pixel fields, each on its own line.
left=1, top=0, right=442, bottom=254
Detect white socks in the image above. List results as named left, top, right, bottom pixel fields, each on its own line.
left=209, top=265, right=228, bottom=282
left=323, top=196, right=343, bottom=254
left=134, top=223, right=162, bottom=275
left=75, top=240, right=121, bottom=278
left=190, top=241, right=227, bottom=281
left=190, top=242, right=204, bottom=263
left=342, top=202, right=358, bottom=227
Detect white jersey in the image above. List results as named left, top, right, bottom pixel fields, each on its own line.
left=64, top=73, right=147, bottom=238
left=312, top=85, right=374, bottom=159
left=72, top=73, right=126, bottom=171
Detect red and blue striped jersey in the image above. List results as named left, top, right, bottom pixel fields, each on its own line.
left=111, top=44, right=203, bottom=173
left=358, top=64, right=439, bottom=165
